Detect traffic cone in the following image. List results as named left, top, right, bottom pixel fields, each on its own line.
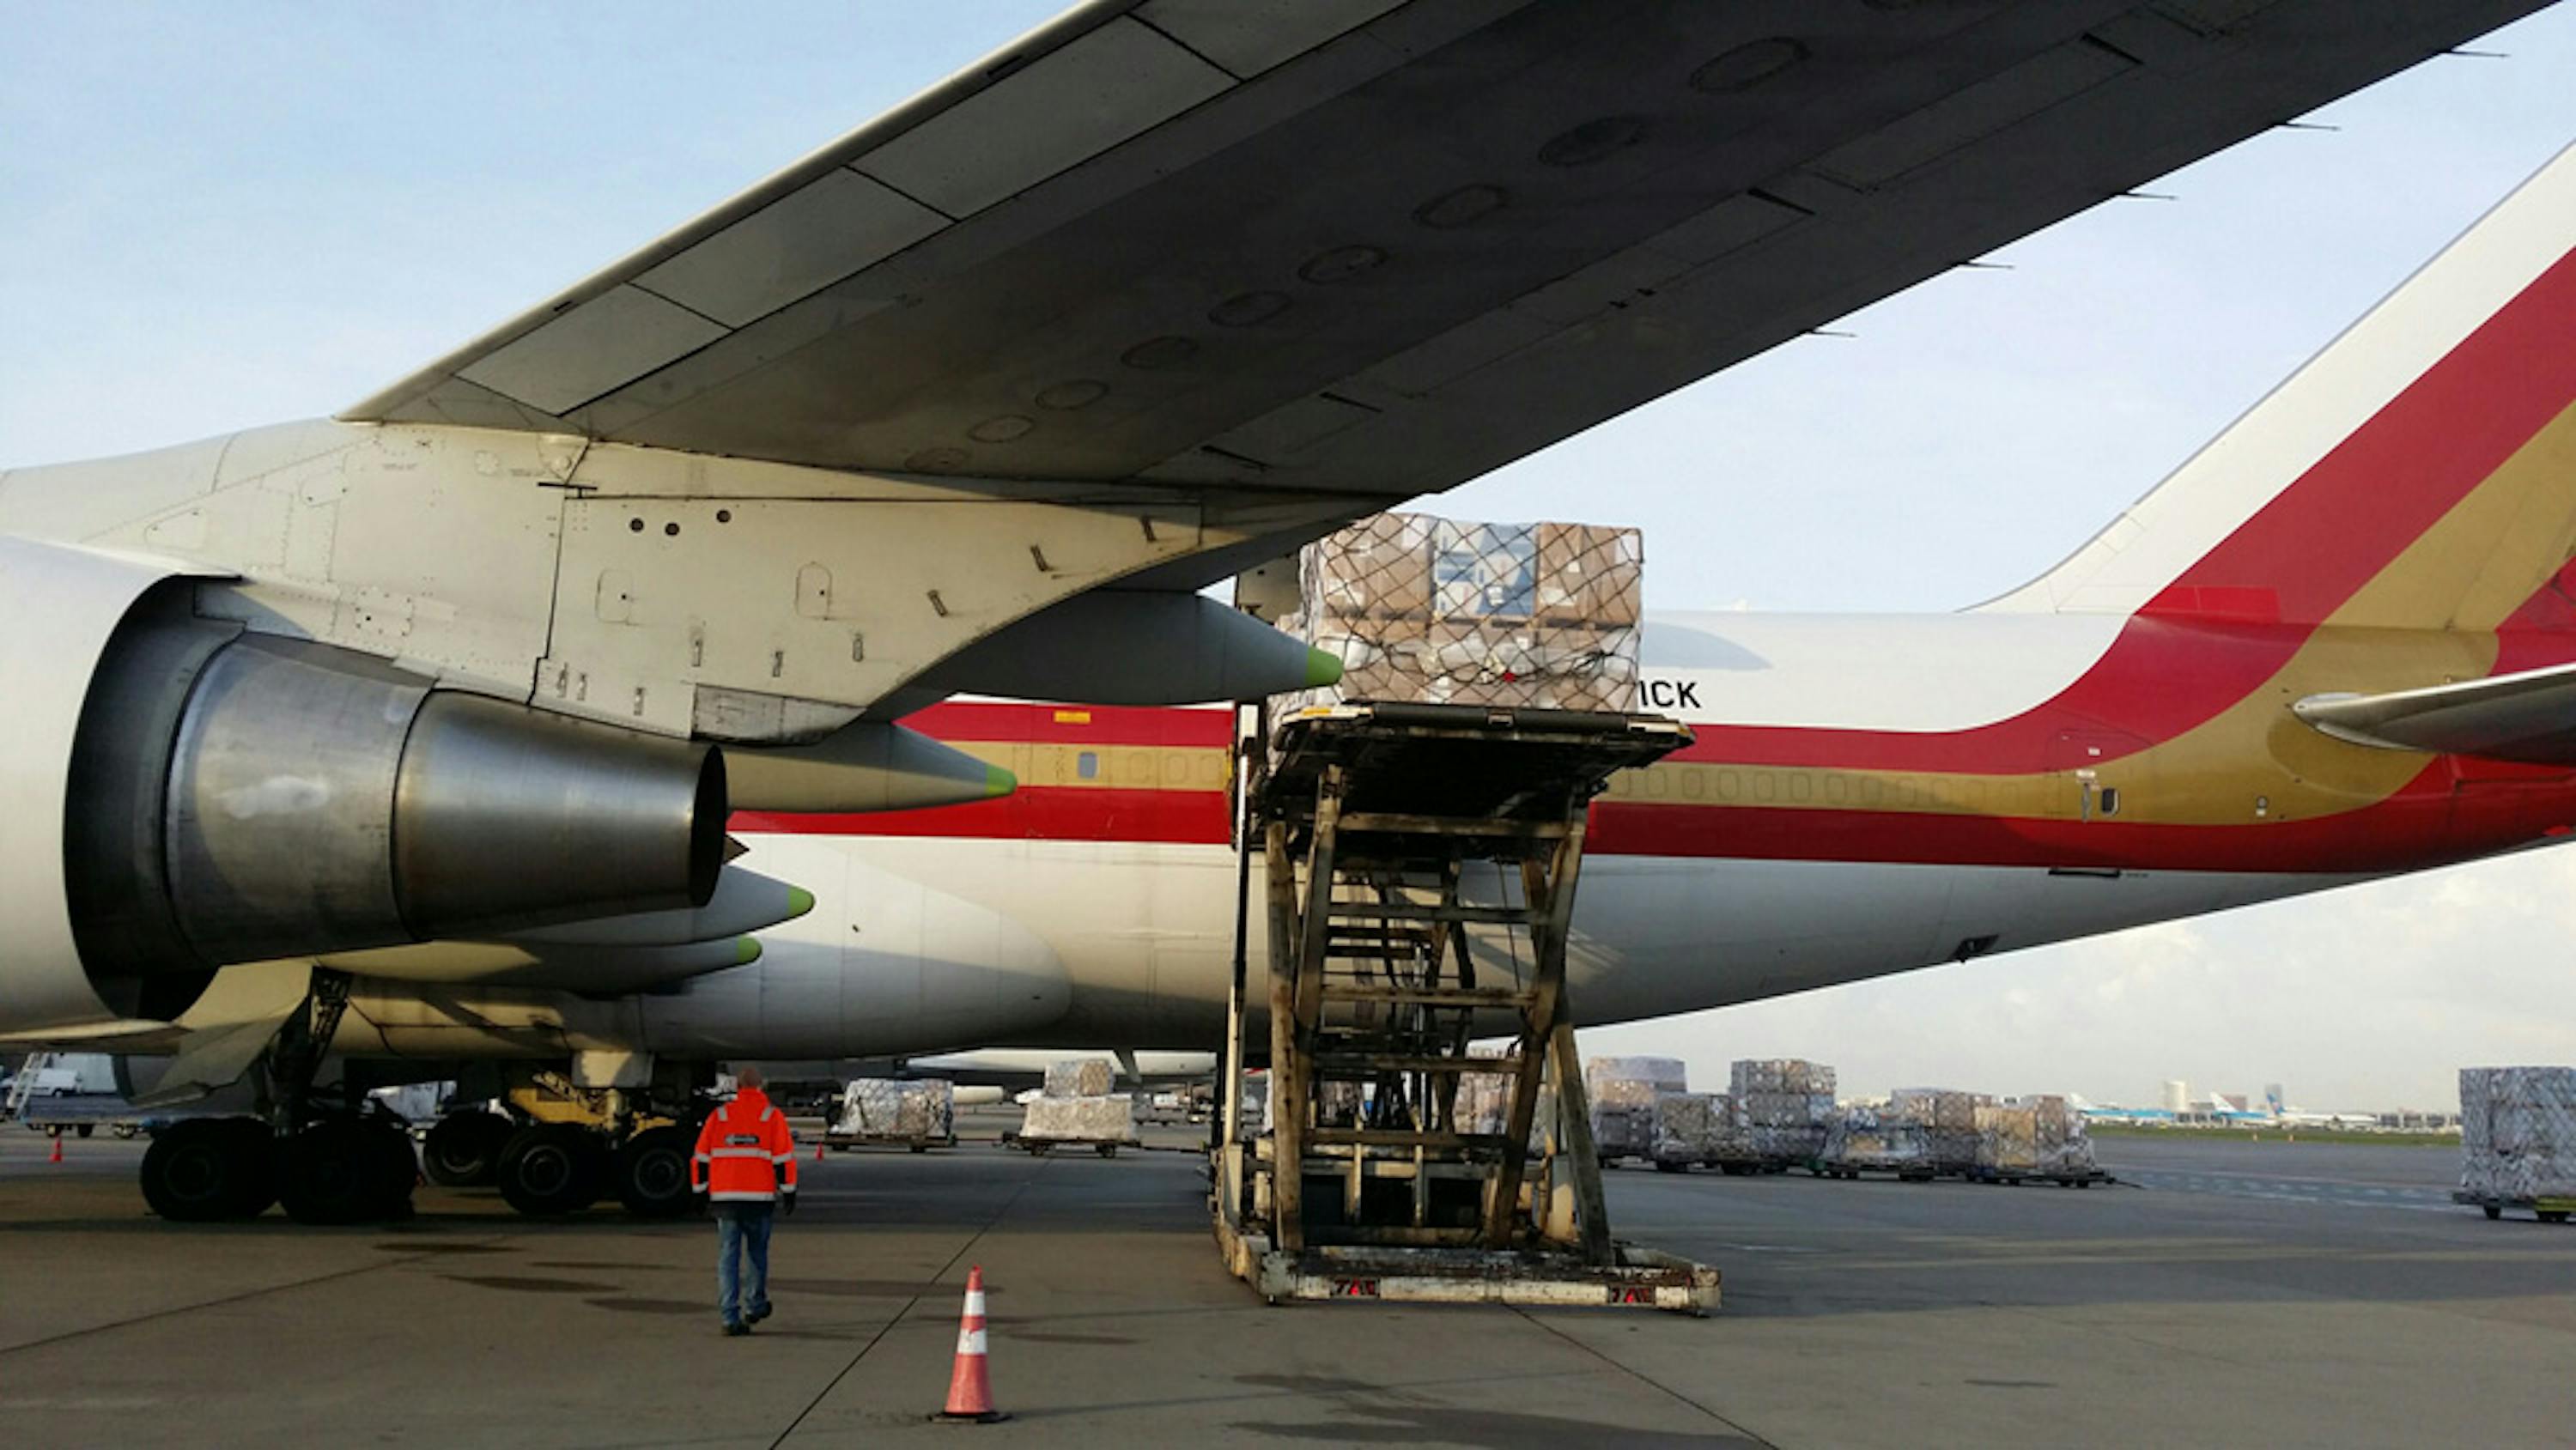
left=814, top=1138, right=826, bottom=1163
left=931, top=1265, right=1007, bottom=1423
left=49, top=1135, right=64, bottom=1164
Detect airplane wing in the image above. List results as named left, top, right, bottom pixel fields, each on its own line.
left=2294, top=662, right=2576, bottom=763
left=343, top=0, right=2543, bottom=507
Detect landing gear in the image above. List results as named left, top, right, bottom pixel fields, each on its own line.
left=423, top=1111, right=513, bottom=1187
left=278, top=1119, right=416, bottom=1225
left=140, top=1119, right=276, bottom=1222
left=495, top=1124, right=608, bottom=1216
left=615, top=1125, right=696, bottom=1217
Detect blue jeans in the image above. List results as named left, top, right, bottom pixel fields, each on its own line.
left=714, top=1203, right=773, bottom=1326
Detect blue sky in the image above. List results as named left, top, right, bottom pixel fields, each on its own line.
left=7, top=4, right=2575, bottom=1107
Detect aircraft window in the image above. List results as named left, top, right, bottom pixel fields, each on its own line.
left=1078, top=750, right=1099, bottom=780
left=2098, top=786, right=2120, bottom=816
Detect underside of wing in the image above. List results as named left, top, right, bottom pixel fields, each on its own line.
left=343, top=0, right=2544, bottom=499
left=2295, top=662, right=2576, bottom=763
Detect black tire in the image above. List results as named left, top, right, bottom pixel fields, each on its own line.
left=423, top=1113, right=513, bottom=1187
left=1655, top=1161, right=1685, bottom=1174
left=614, top=1125, right=695, bottom=1217
left=141, top=1120, right=252, bottom=1222
left=1097, top=1144, right=1119, bottom=1159
left=2542, top=1210, right=2569, bottom=1225
left=2484, top=1204, right=2502, bottom=1220
left=368, top=1122, right=419, bottom=1221
left=280, top=1121, right=409, bottom=1225
left=221, top=1119, right=280, bottom=1217
left=76, top=1123, right=94, bottom=1139
left=496, top=1125, right=606, bottom=1216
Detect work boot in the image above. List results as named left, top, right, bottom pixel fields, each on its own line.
left=748, top=1302, right=771, bottom=1325
left=723, top=1320, right=750, bottom=1337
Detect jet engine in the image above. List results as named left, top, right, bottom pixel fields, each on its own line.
left=0, top=537, right=723, bottom=1030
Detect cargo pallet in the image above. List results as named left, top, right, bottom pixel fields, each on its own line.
left=1212, top=703, right=1716, bottom=1313
left=823, top=1131, right=954, bottom=1154
left=1959, top=1167, right=2111, bottom=1187
left=1812, top=1162, right=1939, bottom=1182
left=2451, top=1191, right=2573, bottom=1223
left=1002, top=1131, right=1129, bottom=1158
left=1646, top=1156, right=1767, bottom=1175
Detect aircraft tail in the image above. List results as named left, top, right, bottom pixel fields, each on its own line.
left=1985, top=143, right=2576, bottom=635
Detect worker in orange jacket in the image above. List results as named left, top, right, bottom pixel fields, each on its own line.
left=690, top=1064, right=799, bottom=1335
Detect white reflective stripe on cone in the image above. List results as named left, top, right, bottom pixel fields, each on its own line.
left=965, top=1289, right=986, bottom=1315
left=957, top=1328, right=987, bottom=1355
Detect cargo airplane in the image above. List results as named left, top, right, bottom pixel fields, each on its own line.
left=2, top=2, right=2567, bottom=1222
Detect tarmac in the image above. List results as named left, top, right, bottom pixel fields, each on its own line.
left=2, top=1118, right=2570, bottom=1448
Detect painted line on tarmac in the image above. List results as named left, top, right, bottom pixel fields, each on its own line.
left=1508, top=1307, right=1783, bottom=1448
left=764, top=1152, right=1051, bottom=1448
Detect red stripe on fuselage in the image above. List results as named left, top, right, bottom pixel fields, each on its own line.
left=899, top=700, right=1231, bottom=749
left=735, top=786, right=1230, bottom=846
left=1673, top=246, right=2576, bottom=774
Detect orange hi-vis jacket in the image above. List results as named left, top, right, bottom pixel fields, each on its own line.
left=690, top=1087, right=799, bottom=1204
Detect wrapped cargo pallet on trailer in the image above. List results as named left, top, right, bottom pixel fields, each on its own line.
left=1586, top=1056, right=1687, bottom=1164
left=2025, top=1095, right=2099, bottom=1178
left=1283, top=513, right=1643, bottom=713
left=1733, top=1059, right=1836, bottom=1165
left=1820, top=1102, right=1934, bottom=1179
left=1974, top=1106, right=2039, bottom=1177
left=1649, top=1092, right=1747, bottom=1170
left=1020, top=1095, right=1137, bottom=1156
left=1893, top=1088, right=1994, bottom=1174
left=829, top=1078, right=957, bottom=1147
left=2458, top=1066, right=2576, bottom=1220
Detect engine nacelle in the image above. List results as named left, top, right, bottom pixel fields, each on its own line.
left=0, top=536, right=724, bottom=1030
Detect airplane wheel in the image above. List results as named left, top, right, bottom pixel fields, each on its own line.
left=220, top=1119, right=280, bottom=1217
left=142, top=1119, right=264, bottom=1222
left=280, top=1121, right=413, bottom=1224
left=615, top=1126, right=695, bottom=1217
left=76, top=1123, right=94, bottom=1139
left=496, top=1125, right=606, bottom=1216
left=368, top=1122, right=419, bottom=1221
left=423, top=1112, right=513, bottom=1187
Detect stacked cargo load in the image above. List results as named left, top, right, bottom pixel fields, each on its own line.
left=1020, top=1095, right=1136, bottom=1148
left=1649, top=1092, right=1748, bottom=1170
left=1892, top=1088, right=1994, bottom=1174
left=2025, top=1095, right=2099, bottom=1178
left=1732, top=1059, right=1836, bottom=1164
left=1820, top=1102, right=1934, bottom=1178
left=1042, top=1059, right=1116, bottom=1098
left=1282, top=513, right=1643, bottom=713
left=1449, top=1053, right=1520, bottom=1138
left=2458, top=1066, right=2576, bottom=1216
left=1019, top=1058, right=1137, bottom=1154
left=1973, top=1105, right=2040, bottom=1177
left=829, top=1078, right=956, bottom=1147
left=1586, top=1056, right=1687, bottom=1164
